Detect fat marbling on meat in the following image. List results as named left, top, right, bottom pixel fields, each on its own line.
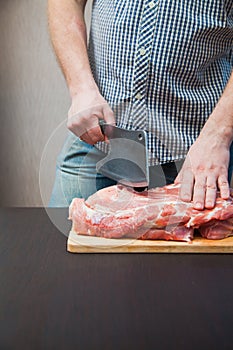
left=69, top=184, right=233, bottom=241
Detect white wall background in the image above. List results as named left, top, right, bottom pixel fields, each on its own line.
left=0, top=0, right=92, bottom=206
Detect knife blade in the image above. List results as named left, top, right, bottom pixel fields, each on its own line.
left=97, top=121, right=149, bottom=188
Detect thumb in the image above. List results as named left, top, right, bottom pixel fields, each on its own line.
left=174, top=170, right=182, bottom=184
left=102, top=104, right=116, bottom=125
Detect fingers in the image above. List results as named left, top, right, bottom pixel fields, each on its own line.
left=179, top=168, right=194, bottom=202
left=79, top=132, right=94, bottom=145
left=67, top=104, right=115, bottom=145
left=218, top=174, right=230, bottom=199
left=175, top=136, right=230, bottom=209
left=193, top=174, right=229, bottom=210
left=192, top=176, right=206, bottom=210
left=103, top=104, right=115, bottom=125
left=178, top=171, right=229, bottom=210
left=85, top=125, right=105, bottom=145
left=174, top=172, right=181, bottom=184
left=67, top=114, right=103, bottom=145
left=205, top=176, right=217, bottom=209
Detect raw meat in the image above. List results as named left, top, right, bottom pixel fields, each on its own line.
left=140, top=225, right=193, bottom=242
left=199, top=218, right=233, bottom=240
left=69, top=184, right=233, bottom=242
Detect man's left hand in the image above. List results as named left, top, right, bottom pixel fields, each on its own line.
left=175, top=131, right=230, bottom=210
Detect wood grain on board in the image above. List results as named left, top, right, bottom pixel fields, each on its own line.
left=67, top=230, right=233, bottom=253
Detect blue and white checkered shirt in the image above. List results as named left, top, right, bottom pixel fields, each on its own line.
left=88, top=0, right=233, bottom=165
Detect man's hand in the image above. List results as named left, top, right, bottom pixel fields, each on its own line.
left=48, top=0, right=115, bottom=145
left=175, top=70, right=233, bottom=210
left=67, top=87, right=115, bottom=145
left=175, top=132, right=230, bottom=210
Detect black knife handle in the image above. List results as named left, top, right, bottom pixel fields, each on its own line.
left=99, top=119, right=105, bottom=134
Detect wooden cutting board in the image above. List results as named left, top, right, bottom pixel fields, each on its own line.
left=67, top=231, right=233, bottom=253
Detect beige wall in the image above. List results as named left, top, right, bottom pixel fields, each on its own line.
left=1, top=1, right=232, bottom=206
left=0, top=0, right=92, bottom=206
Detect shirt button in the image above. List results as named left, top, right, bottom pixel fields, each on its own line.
left=139, top=47, right=146, bottom=56
left=149, top=1, right=155, bottom=9
left=136, top=93, right=142, bottom=100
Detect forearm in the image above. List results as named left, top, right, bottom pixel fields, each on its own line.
left=48, top=0, right=114, bottom=144
left=199, top=71, right=233, bottom=147
left=48, top=0, right=97, bottom=98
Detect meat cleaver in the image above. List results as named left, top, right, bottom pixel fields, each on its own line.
left=96, top=121, right=149, bottom=188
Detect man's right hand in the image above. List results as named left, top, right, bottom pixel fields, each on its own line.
left=48, top=0, right=115, bottom=145
left=67, top=87, right=115, bottom=145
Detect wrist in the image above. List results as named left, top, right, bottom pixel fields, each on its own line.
left=69, top=73, right=99, bottom=99
left=215, top=125, right=233, bottom=146
left=200, top=115, right=233, bottom=147
left=212, top=94, right=233, bottom=145
left=199, top=70, right=233, bottom=147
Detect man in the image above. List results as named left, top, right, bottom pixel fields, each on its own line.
left=48, top=0, right=233, bottom=208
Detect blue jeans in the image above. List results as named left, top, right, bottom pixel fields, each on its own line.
left=49, top=132, right=233, bottom=207
left=49, top=133, right=116, bottom=207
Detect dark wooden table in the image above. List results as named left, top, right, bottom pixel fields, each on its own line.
left=1, top=208, right=233, bottom=350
